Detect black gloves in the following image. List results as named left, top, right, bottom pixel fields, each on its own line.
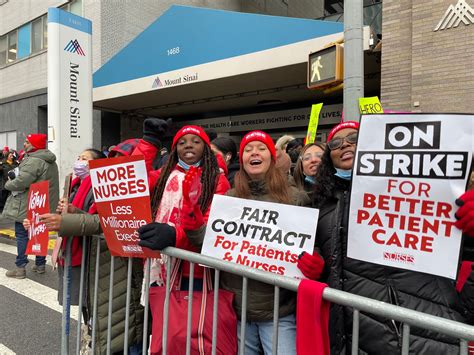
left=7, top=170, right=16, bottom=180
left=138, top=222, right=176, bottom=250
left=143, top=118, right=172, bottom=148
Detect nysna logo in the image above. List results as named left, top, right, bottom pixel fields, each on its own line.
left=152, top=76, right=163, bottom=88
left=64, top=39, right=85, bottom=56
left=434, top=0, right=474, bottom=31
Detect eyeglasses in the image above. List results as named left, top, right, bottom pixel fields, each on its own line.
left=327, top=132, right=358, bottom=150
left=301, top=152, right=323, bottom=162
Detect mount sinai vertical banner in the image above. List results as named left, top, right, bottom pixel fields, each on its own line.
left=47, top=8, right=93, bottom=182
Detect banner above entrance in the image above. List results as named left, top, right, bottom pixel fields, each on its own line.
left=92, top=5, right=370, bottom=119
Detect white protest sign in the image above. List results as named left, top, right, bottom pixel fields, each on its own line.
left=202, top=195, right=319, bottom=278
left=348, top=114, right=473, bottom=279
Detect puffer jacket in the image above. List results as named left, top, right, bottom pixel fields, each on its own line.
left=215, top=180, right=310, bottom=322
left=315, top=177, right=474, bottom=354
left=2, top=149, right=59, bottom=222
left=60, top=213, right=144, bottom=355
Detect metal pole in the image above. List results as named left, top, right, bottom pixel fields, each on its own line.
left=211, top=270, right=220, bottom=355
left=272, top=286, right=280, bottom=355
left=186, top=263, right=195, bottom=355
left=123, top=258, right=133, bottom=355
left=162, top=257, right=172, bottom=354
left=142, top=259, right=151, bottom=355
left=239, top=277, right=248, bottom=355
left=351, top=309, right=360, bottom=354
left=75, top=237, right=87, bottom=355
left=61, top=237, right=73, bottom=355
left=106, top=256, right=115, bottom=355
left=343, top=0, right=364, bottom=122
left=91, top=240, right=101, bottom=352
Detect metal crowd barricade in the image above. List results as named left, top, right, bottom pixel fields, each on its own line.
left=60, top=243, right=474, bottom=355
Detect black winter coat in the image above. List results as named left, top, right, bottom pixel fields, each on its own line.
left=315, top=178, right=474, bottom=355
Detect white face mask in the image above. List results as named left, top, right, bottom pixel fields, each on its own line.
left=73, top=160, right=89, bottom=179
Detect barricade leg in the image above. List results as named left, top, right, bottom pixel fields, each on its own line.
left=186, top=262, right=195, bottom=355
left=460, top=339, right=468, bottom=355
left=212, top=269, right=220, bottom=355
left=351, top=309, right=360, bottom=354
left=162, top=257, right=172, bottom=354
left=142, top=259, right=151, bottom=355
left=123, top=258, right=132, bottom=355
left=91, top=240, right=101, bottom=351
left=106, top=256, right=115, bottom=355
left=401, top=324, right=410, bottom=355
left=239, top=277, right=248, bottom=355
left=75, top=237, right=87, bottom=355
left=61, top=237, right=73, bottom=355
left=272, top=286, right=280, bottom=355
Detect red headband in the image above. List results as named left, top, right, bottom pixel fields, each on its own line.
left=239, top=130, right=276, bottom=163
left=172, top=126, right=210, bottom=149
left=327, top=121, right=359, bottom=142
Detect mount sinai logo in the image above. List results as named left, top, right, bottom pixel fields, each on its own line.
left=151, top=73, right=199, bottom=89
left=434, top=0, right=474, bottom=31
left=64, top=39, right=85, bottom=56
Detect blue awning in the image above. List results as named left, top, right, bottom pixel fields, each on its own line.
left=93, top=5, right=343, bottom=89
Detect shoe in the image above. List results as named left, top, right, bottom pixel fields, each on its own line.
left=5, top=267, right=26, bottom=279
left=31, top=265, right=46, bottom=274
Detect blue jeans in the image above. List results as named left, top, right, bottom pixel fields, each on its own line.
left=237, top=313, right=296, bottom=355
left=15, top=222, right=46, bottom=268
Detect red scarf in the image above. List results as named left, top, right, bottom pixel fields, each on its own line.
left=296, top=280, right=330, bottom=355
left=60, top=176, right=96, bottom=266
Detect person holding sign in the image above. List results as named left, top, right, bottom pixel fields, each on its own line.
left=3, top=133, right=59, bottom=279
left=134, top=124, right=231, bottom=352
left=218, top=130, right=320, bottom=354
left=293, top=142, right=325, bottom=194
left=312, top=121, right=474, bottom=354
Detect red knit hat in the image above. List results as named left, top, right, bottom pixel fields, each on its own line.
left=26, top=133, right=47, bottom=149
left=326, top=121, right=359, bottom=143
left=239, top=130, right=276, bottom=163
left=172, top=126, right=210, bottom=149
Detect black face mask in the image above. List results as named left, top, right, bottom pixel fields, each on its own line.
left=288, top=149, right=300, bottom=164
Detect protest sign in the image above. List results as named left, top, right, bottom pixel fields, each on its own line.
left=26, top=181, right=50, bottom=256
left=201, top=195, right=318, bottom=278
left=359, top=96, right=384, bottom=114
left=348, top=114, right=473, bottom=279
left=306, top=103, right=323, bottom=144
left=89, top=155, right=158, bottom=258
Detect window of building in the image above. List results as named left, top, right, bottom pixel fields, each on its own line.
left=0, top=36, right=6, bottom=67
left=0, top=0, right=81, bottom=67
left=31, top=17, right=43, bottom=53
left=0, top=131, right=18, bottom=151
left=17, top=23, right=31, bottom=59
left=43, top=14, right=48, bottom=49
left=61, top=0, right=83, bottom=16
left=7, top=31, right=17, bottom=63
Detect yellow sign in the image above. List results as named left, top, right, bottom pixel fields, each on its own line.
left=306, top=103, right=323, bottom=144
left=359, top=96, right=384, bottom=114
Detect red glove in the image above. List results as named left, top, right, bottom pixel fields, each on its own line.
left=181, top=167, right=204, bottom=231
left=455, top=190, right=474, bottom=237
left=297, top=251, right=325, bottom=280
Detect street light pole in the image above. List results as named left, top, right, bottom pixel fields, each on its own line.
left=343, top=0, right=364, bottom=122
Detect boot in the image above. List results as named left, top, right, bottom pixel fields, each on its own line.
left=6, top=267, right=26, bottom=279
left=31, top=265, right=46, bottom=274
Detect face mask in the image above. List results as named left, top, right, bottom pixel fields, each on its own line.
left=178, top=158, right=201, bottom=171
left=304, top=175, right=316, bottom=185
left=73, top=160, right=90, bottom=179
left=334, top=168, right=352, bottom=180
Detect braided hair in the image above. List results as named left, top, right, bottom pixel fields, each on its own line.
left=151, top=143, right=219, bottom=219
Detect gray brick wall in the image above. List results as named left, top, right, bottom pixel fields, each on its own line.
left=381, top=0, right=474, bottom=113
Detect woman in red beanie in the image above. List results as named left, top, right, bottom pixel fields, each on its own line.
left=133, top=122, right=231, bottom=353
left=217, top=130, right=320, bottom=354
